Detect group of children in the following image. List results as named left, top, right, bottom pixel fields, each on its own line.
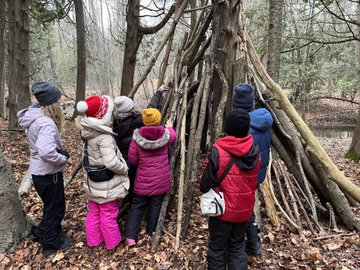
left=18, top=81, right=273, bottom=270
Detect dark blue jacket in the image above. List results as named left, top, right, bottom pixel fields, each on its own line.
left=249, top=108, right=273, bottom=185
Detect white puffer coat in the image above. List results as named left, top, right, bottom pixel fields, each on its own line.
left=80, top=117, right=129, bottom=204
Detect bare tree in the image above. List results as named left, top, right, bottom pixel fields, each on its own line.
left=121, top=0, right=176, bottom=96
left=73, top=0, right=86, bottom=119
left=345, top=1, right=360, bottom=162
left=266, top=0, right=284, bottom=83
left=0, top=0, right=6, bottom=118
left=7, top=0, right=31, bottom=128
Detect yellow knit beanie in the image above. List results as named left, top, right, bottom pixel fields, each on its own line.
left=142, top=108, right=161, bottom=126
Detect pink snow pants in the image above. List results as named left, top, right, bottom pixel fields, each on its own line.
left=86, top=200, right=122, bottom=250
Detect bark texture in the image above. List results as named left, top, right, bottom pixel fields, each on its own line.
left=0, top=150, right=29, bottom=253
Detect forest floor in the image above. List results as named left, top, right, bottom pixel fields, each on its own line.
left=0, top=98, right=359, bottom=270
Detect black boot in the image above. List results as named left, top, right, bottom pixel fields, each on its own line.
left=42, top=237, right=72, bottom=257
left=245, top=224, right=263, bottom=256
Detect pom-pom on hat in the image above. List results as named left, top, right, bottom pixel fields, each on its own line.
left=76, top=95, right=114, bottom=126
left=232, top=83, right=254, bottom=112
left=142, top=108, right=161, bottom=126
left=225, top=109, right=250, bottom=138
left=114, top=96, right=134, bottom=113
left=31, top=81, right=62, bottom=106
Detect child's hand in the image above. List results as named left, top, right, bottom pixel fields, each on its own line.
left=165, top=119, right=173, bottom=128
left=160, top=84, right=169, bottom=92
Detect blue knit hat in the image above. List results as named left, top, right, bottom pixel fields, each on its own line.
left=31, top=81, right=62, bottom=106
left=232, top=83, right=254, bottom=112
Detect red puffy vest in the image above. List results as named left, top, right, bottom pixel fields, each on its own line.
left=213, top=143, right=261, bottom=223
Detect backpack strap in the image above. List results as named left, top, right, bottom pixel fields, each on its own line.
left=83, top=138, right=90, bottom=167
left=213, top=156, right=237, bottom=189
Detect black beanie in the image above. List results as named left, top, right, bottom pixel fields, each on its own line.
left=231, top=83, right=254, bottom=112
left=31, top=81, right=62, bottom=106
left=224, top=109, right=250, bottom=138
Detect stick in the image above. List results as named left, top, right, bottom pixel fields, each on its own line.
left=175, top=80, right=188, bottom=250
left=313, top=232, right=355, bottom=241
left=268, top=169, right=301, bottom=231
left=64, top=159, right=82, bottom=187
left=18, top=169, right=32, bottom=197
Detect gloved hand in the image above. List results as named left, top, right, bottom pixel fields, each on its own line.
left=57, top=148, right=70, bottom=159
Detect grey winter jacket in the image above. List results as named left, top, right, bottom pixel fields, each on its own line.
left=17, top=106, right=67, bottom=175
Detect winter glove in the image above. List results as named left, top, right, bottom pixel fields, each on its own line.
left=57, top=148, right=70, bottom=159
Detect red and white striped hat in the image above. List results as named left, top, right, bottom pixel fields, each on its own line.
left=76, top=95, right=114, bottom=126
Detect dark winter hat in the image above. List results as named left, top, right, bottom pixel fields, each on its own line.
left=31, top=81, right=62, bottom=106
left=232, top=83, right=254, bottom=112
left=224, top=109, right=250, bottom=138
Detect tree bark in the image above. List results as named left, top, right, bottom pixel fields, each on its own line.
left=0, top=0, right=6, bottom=118
left=0, top=149, right=29, bottom=252
left=7, top=0, right=30, bottom=128
left=210, top=0, right=241, bottom=142
left=346, top=107, right=360, bottom=162
left=266, top=0, right=284, bottom=83
left=72, top=0, right=86, bottom=119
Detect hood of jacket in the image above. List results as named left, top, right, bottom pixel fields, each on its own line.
left=216, top=135, right=259, bottom=171
left=133, top=126, right=170, bottom=150
left=216, top=135, right=254, bottom=157
left=17, top=106, right=44, bottom=130
left=249, top=108, right=273, bottom=132
left=80, top=117, right=116, bottom=139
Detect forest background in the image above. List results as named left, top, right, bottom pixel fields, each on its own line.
left=0, top=0, right=359, bottom=269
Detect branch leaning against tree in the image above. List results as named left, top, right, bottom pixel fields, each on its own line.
left=239, top=26, right=360, bottom=204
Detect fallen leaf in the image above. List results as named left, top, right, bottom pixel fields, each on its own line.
left=325, top=242, right=342, bottom=251
left=52, top=252, right=64, bottom=263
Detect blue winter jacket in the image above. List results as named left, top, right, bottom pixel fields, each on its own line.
left=249, top=108, right=273, bottom=185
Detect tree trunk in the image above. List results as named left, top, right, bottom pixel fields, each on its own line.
left=7, top=0, right=30, bottom=128
left=0, top=0, right=6, bottom=118
left=73, top=0, right=86, bottom=119
left=346, top=107, right=360, bottom=162
left=121, top=2, right=176, bottom=96
left=345, top=2, right=360, bottom=162
left=121, top=0, right=141, bottom=96
left=0, top=149, right=29, bottom=253
left=266, top=0, right=284, bottom=83
left=210, top=0, right=241, bottom=141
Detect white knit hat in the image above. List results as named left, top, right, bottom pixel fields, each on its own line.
left=114, top=96, right=134, bottom=113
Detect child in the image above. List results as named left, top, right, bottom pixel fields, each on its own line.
left=112, top=85, right=169, bottom=202
left=200, top=109, right=261, bottom=270
left=17, top=81, right=72, bottom=257
left=76, top=95, right=129, bottom=251
left=125, top=108, right=176, bottom=248
left=232, top=83, right=273, bottom=256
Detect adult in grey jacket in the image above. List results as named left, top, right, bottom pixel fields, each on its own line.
left=17, top=81, right=72, bottom=257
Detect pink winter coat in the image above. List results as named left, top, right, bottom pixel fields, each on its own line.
left=128, top=125, right=176, bottom=196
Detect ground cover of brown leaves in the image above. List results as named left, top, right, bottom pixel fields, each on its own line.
left=0, top=99, right=359, bottom=269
